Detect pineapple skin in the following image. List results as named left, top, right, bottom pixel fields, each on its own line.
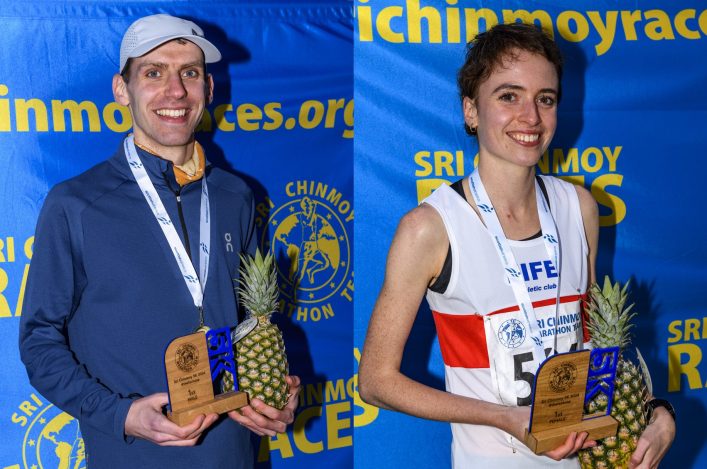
left=236, top=317, right=290, bottom=409
left=579, top=277, right=648, bottom=469
left=580, top=359, right=647, bottom=469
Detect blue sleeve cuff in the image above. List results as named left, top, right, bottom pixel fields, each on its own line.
left=114, top=397, right=136, bottom=444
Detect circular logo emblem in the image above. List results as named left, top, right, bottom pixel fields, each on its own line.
left=549, top=363, right=578, bottom=393
left=497, top=319, right=526, bottom=349
left=175, top=344, right=199, bottom=372
left=22, top=403, right=85, bottom=469
left=264, top=195, right=351, bottom=304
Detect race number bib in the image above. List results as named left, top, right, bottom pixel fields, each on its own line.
left=484, top=303, right=582, bottom=406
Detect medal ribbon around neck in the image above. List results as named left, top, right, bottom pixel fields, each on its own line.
left=468, top=170, right=561, bottom=357
left=124, top=135, right=211, bottom=325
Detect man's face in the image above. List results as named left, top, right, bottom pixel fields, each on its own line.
left=113, top=39, right=213, bottom=156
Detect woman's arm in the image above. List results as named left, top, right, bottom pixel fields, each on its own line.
left=360, top=205, right=491, bottom=418
left=358, top=203, right=591, bottom=459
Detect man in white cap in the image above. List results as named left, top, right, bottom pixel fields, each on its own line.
left=20, top=14, right=300, bottom=468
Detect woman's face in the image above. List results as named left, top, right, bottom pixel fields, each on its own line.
left=464, top=49, right=559, bottom=170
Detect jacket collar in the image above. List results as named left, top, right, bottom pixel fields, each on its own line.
left=109, top=137, right=210, bottom=190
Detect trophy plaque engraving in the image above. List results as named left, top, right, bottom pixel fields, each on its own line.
left=524, top=347, right=620, bottom=454
left=165, top=327, right=248, bottom=426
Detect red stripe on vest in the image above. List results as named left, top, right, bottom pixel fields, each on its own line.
left=432, top=311, right=489, bottom=368
left=433, top=294, right=588, bottom=368
left=487, top=294, right=585, bottom=316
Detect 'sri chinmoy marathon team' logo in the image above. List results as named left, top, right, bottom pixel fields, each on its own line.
left=10, top=394, right=85, bottom=469
left=261, top=180, right=353, bottom=323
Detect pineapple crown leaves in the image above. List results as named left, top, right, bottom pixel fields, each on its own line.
left=585, top=276, right=637, bottom=350
left=237, top=248, right=280, bottom=319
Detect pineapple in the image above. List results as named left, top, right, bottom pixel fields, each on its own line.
left=579, top=277, right=649, bottom=469
left=235, top=249, right=290, bottom=409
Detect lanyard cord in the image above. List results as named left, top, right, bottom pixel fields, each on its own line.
left=468, top=171, right=562, bottom=356
left=124, top=135, right=211, bottom=325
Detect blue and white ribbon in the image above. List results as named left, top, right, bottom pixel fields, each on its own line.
left=469, top=170, right=562, bottom=364
left=124, top=135, right=210, bottom=319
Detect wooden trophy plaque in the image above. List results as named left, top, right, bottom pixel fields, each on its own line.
left=524, top=348, right=620, bottom=454
left=164, top=327, right=248, bottom=426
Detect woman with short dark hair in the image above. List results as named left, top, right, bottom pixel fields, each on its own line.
left=359, top=22, right=674, bottom=468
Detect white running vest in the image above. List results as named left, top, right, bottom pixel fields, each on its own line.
left=424, top=175, right=589, bottom=469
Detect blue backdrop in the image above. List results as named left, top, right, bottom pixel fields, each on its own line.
left=0, top=1, right=352, bottom=468
left=354, top=0, right=706, bottom=467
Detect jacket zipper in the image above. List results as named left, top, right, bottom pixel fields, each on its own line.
left=164, top=171, right=193, bottom=262
left=174, top=188, right=193, bottom=262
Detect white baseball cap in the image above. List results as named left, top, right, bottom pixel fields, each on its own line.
left=119, top=14, right=222, bottom=73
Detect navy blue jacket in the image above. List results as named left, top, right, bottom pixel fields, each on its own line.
left=19, top=142, right=256, bottom=468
